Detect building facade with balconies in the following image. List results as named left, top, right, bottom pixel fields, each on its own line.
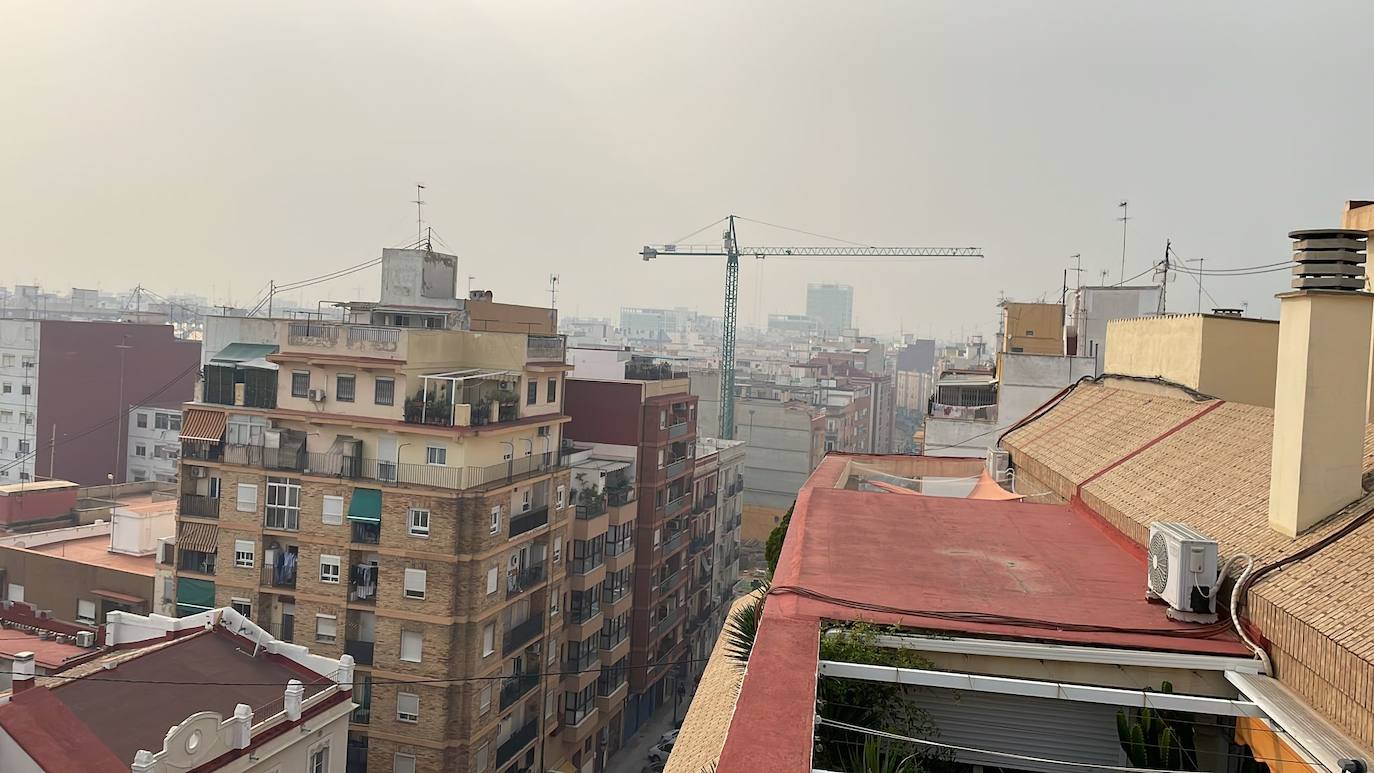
left=172, top=248, right=586, bottom=773
left=563, top=350, right=699, bottom=740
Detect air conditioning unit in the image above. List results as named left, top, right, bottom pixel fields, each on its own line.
left=307, top=388, right=327, bottom=403
left=1147, top=522, right=1220, bottom=623
left=188, top=466, right=207, bottom=479
left=75, top=630, right=96, bottom=648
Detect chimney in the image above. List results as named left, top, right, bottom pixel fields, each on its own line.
left=11, top=651, right=35, bottom=693
left=1268, top=229, right=1373, bottom=538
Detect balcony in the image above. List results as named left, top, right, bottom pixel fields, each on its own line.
left=526, top=334, right=565, bottom=363
left=503, top=614, right=545, bottom=655
left=607, top=488, right=635, bottom=507
left=500, top=672, right=539, bottom=710
left=654, top=607, right=685, bottom=635
left=350, top=520, right=380, bottom=545
left=662, top=528, right=688, bottom=555
left=262, top=560, right=297, bottom=589
left=625, top=359, right=685, bottom=381
left=657, top=566, right=687, bottom=594
left=574, top=500, right=607, bottom=520
left=344, top=639, right=375, bottom=666
left=217, top=443, right=564, bottom=492
left=664, top=494, right=692, bottom=518
left=508, top=506, right=549, bottom=539
left=177, top=550, right=216, bottom=576
left=507, top=564, right=546, bottom=597
left=929, top=402, right=998, bottom=421
left=496, top=718, right=539, bottom=767
left=663, top=457, right=689, bottom=480
left=181, top=442, right=223, bottom=462
left=667, top=420, right=690, bottom=440
left=689, top=535, right=711, bottom=556
left=180, top=494, right=219, bottom=519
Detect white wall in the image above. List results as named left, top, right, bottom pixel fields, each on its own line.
left=1074, top=286, right=1162, bottom=372
left=0, top=728, right=44, bottom=773
left=567, top=347, right=630, bottom=380
left=126, top=405, right=182, bottom=484
left=0, top=319, right=39, bottom=483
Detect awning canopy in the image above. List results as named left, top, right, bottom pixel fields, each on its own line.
left=348, top=488, right=383, bottom=523
left=211, top=342, right=279, bottom=363
left=177, top=521, right=219, bottom=553
left=180, top=408, right=227, bottom=442
left=967, top=470, right=1026, bottom=501
left=175, top=577, right=215, bottom=616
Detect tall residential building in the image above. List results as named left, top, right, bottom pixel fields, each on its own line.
left=171, top=247, right=627, bottom=773
left=126, top=402, right=184, bottom=484
left=0, top=319, right=199, bottom=485
left=563, top=349, right=707, bottom=738
left=804, top=283, right=853, bottom=336
left=687, top=438, right=744, bottom=679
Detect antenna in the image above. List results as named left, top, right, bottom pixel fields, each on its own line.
left=549, top=274, right=560, bottom=308
left=1117, top=200, right=1130, bottom=282
left=413, top=184, right=426, bottom=246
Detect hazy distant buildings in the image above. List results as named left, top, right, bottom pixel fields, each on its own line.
left=805, top=283, right=853, bottom=336
left=766, top=313, right=819, bottom=338
left=619, top=306, right=695, bottom=342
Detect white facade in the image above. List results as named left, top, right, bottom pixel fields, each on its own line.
left=924, top=353, right=1097, bottom=459
left=1069, top=285, right=1163, bottom=372
left=126, top=405, right=182, bottom=483
left=0, top=320, right=39, bottom=483
left=567, top=346, right=633, bottom=381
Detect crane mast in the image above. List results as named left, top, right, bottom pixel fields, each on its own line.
left=641, top=215, right=981, bottom=443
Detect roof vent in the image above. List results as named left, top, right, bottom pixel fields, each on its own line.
left=1290, top=229, right=1368, bottom=291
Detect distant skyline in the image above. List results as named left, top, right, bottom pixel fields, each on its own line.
left=3, top=1, right=1372, bottom=342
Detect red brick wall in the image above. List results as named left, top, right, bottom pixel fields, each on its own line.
left=563, top=379, right=643, bottom=446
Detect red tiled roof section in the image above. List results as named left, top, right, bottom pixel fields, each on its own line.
left=0, top=687, right=128, bottom=772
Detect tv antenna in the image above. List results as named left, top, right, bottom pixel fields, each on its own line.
left=549, top=274, right=560, bottom=308
left=413, top=184, right=427, bottom=246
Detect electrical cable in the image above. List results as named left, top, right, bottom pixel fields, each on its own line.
left=816, top=717, right=1189, bottom=773
left=733, top=215, right=875, bottom=248
left=670, top=217, right=730, bottom=246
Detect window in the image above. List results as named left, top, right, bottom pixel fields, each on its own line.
left=374, top=377, right=395, bottom=406
left=408, top=507, right=430, bottom=536
left=489, top=505, right=501, bottom=535
left=547, top=377, right=557, bottom=403
left=315, top=614, right=337, bottom=643
left=292, top=371, right=311, bottom=398
left=394, top=754, right=417, bottom=773
left=526, top=379, right=538, bottom=405
left=320, top=554, right=341, bottom=584
left=487, top=566, right=498, bottom=595
left=521, top=489, right=531, bottom=513
left=556, top=485, right=565, bottom=510
left=16, top=439, right=28, bottom=455
left=135, top=443, right=146, bottom=457
left=482, top=624, right=494, bottom=656
left=479, top=684, right=492, bottom=714
left=336, top=373, right=356, bottom=402
left=234, top=539, right=255, bottom=568
left=545, top=689, right=557, bottom=719
left=553, top=536, right=562, bottom=564
left=19, top=384, right=29, bottom=396
left=208, top=477, right=221, bottom=499
left=660, top=409, right=667, bottom=429
left=400, top=629, right=422, bottom=662
left=322, top=495, right=344, bottom=525
left=475, top=742, right=489, bottom=771
left=236, top=483, right=258, bottom=512
left=265, top=477, right=301, bottom=530
left=77, top=599, right=96, bottom=625
left=653, top=528, right=661, bottom=546
left=550, top=592, right=560, bottom=618
left=130, top=468, right=146, bottom=482
left=403, top=568, right=427, bottom=599
left=537, top=424, right=549, bottom=437
left=0, top=355, right=10, bottom=367
left=425, top=446, right=446, bottom=465
left=155, top=413, right=169, bottom=430
left=310, top=746, right=328, bottom=773
left=136, top=412, right=147, bottom=428
left=6, top=584, right=23, bottom=603
left=657, top=448, right=665, bottom=468
left=396, top=692, right=419, bottom=723
left=231, top=598, right=252, bottom=618
left=21, top=414, right=31, bottom=426
left=0, top=411, right=9, bottom=424
left=20, top=356, right=32, bottom=368
left=169, top=414, right=181, bottom=431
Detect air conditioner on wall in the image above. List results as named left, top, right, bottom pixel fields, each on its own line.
left=307, top=388, right=327, bottom=403
left=1147, top=522, right=1220, bottom=623
left=188, top=466, right=207, bottom=479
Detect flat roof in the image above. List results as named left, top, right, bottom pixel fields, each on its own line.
left=0, top=631, right=90, bottom=670
left=717, top=455, right=1251, bottom=772
left=0, top=480, right=77, bottom=495
left=49, top=629, right=329, bottom=766
left=27, top=535, right=156, bottom=577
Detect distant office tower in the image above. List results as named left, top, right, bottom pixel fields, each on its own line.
left=805, top=284, right=853, bottom=336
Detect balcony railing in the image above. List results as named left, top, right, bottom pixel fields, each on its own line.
left=575, top=499, right=607, bottom=519
left=181, top=442, right=223, bottom=461
left=180, top=494, right=219, bottom=519
left=929, top=402, right=998, bottom=421
left=607, top=488, right=635, bottom=507
left=500, top=672, right=539, bottom=710
left=663, top=458, right=688, bottom=480
left=496, top=718, right=539, bottom=767
left=662, top=529, right=688, bottom=555
left=654, top=607, right=685, bottom=635
left=262, top=562, right=297, bottom=589
left=503, top=614, right=545, bottom=655
left=689, top=536, right=711, bottom=556
left=602, top=583, right=630, bottom=605
left=668, top=420, right=690, bottom=440
left=664, top=494, right=692, bottom=518
left=218, top=443, right=564, bottom=492
left=657, top=566, right=687, bottom=594
left=344, top=639, right=375, bottom=666
left=507, top=564, right=546, bottom=597
left=526, top=335, right=565, bottom=363
left=351, top=520, right=380, bottom=545
left=508, top=506, right=549, bottom=538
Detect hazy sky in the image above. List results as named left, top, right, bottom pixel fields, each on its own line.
left=3, top=1, right=1372, bottom=340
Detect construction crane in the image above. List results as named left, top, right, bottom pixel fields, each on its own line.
left=642, top=214, right=982, bottom=439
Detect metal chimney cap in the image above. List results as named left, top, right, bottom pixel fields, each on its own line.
left=1288, top=228, right=1369, bottom=240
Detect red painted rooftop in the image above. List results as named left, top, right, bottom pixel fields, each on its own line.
left=716, top=454, right=1251, bottom=773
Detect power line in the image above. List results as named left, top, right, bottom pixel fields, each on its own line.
left=733, top=215, right=874, bottom=248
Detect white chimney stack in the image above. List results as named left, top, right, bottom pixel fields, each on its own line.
left=1268, top=229, right=1372, bottom=538
left=10, top=651, right=35, bottom=693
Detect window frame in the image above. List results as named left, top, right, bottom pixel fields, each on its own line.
left=320, top=554, right=341, bottom=584
left=408, top=507, right=430, bottom=537
left=315, top=613, right=338, bottom=643
left=482, top=623, right=494, bottom=656
left=236, top=483, right=258, bottom=513
left=335, top=373, right=356, bottom=403
left=234, top=539, right=255, bottom=568
left=396, top=691, right=420, bottom=723
left=374, top=377, right=396, bottom=406
left=526, top=378, right=538, bottom=405
left=400, top=629, right=423, bottom=663
left=322, top=495, right=344, bottom=526
left=76, top=599, right=96, bottom=625
left=425, top=446, right=446, bottom=465
left=394, top=754, right=417, bottom=773
left=230, top=597, right=253, bottom=619
left=546, top=377, right=557, bottom=403
left=489, top=505, right=501, bottom=535
left=136, top=413, right=148, bottom=428
left=291, top=370, right=311, bottom=398
left=403, top=568, right=427, bottom=600
left=264, top=477, right=301, bottom=531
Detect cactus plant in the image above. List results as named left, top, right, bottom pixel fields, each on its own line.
left=1116, top=682, right=1196, bottom=770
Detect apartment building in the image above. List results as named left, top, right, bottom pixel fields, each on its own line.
left=805, top=283, right=853, bottom=336
left=0, top=319, right=199, bottom=485
left=127, top=402, right=183, bottom=483
left=563, top=350, right=700, bottom=739
left=686, top=438, right=743, bottom=680
left=172, top=248, right=595, bottom=773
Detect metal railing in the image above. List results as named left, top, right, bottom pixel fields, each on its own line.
left=662, top=529, right=688, bottom=555
left=575, top=500, right=606, bottom=519
left=218, top=443, right=564, bottom=492
left=180, top=494, right=219, bottom=519
left=664, top=494, right=692, bottom=518
left=607, top=488, right=635, bottom=507
left=496, top=718, right=538, bottom=767
left=181, top=442, right=223, bottom=461
left=654, top=607, right=684, bottom=635
left=502, top=614, right=544, bottom=655
left=689, top=536, right=711, bottom=556
left=668, top=421, right=690, bottom=440
left=500, top=672, right=539, bottom=710
left=508, top=506, right=549, bottom=538
left=507, top=564, right=546, bottom=597
left=526, top=335, right=565, bottom=363
left=663, top=458, right=688, bottom=479
left=657, top=566, right=687, bottom=594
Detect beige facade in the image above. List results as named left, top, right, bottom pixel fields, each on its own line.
left=173, top=316, right=619, bottom=773
left=1104, top=313, right=1280, bottom=407
left=1001, top=302, right=1063, bottom=355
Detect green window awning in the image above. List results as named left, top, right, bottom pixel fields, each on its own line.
left=175, top=577, right=216, bottom=617
left=348, top=488, right=383, bottom=523
left=211, top=342, right=280, bottom=363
